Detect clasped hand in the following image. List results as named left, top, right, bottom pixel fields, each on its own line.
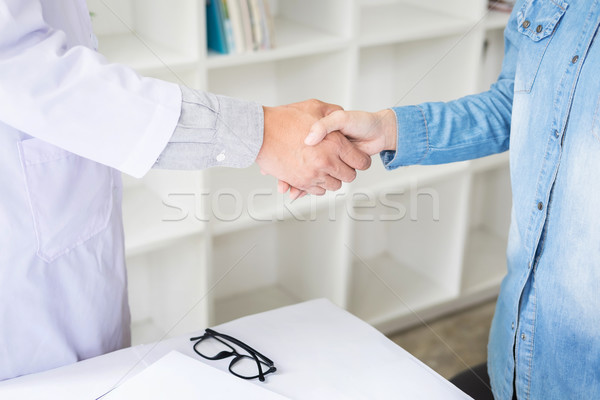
left=256, top=99, right=397, bottom=199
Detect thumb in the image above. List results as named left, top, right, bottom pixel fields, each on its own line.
left=305, top=110, right=347, bottom=146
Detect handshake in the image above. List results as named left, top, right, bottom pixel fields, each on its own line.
left=256, top=99, right=398, bottom=200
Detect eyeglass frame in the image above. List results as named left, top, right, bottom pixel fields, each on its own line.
left=190, top=328, right=276, bottom=382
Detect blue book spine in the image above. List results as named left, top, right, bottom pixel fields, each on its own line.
left=206, top=0, right=228, bottom=54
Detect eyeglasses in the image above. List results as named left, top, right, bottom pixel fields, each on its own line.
left=190, top=328, right=276, bottom=382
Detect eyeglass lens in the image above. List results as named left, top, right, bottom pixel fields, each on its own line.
left=230, top=354, right=271, bottom=378
left=194, top=336, right=234, bottom=359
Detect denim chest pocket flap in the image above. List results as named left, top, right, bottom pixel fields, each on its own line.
left=514, top=0, right=568, bottom=93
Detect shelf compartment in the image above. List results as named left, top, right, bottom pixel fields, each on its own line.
left=351, top=157, right=469, bottom=193
left=131, top=319, right=167, bottom=346
left=348, top=253, right=456, bottom=328
left=127, top=237, right=209, bottom=345
left=206, top=164, right=354, bottom=235
left=122, top=170, right=206, bottom=257
left=353, top=32, right=482, bottom=112
left=213, top=285, right=299, bottom=325
left=211, top=208, right=348, bottom=324
left=208, top=49, right=352, bottom=106
left=87, top=0, right=199, bottom=72
left=461, top=228, right=507, bottom=294
left=478, top=24, right=507, bottom=92
left=461, top=163, right=511, bottom=294
left=207, top=18, right=348, bottom=69
left=358, top=2, right=473, bottom=47
left=347, top=172, right=471, bottom=327
left=468, top=152, right=509, bottom=173
left=206, top=0, right=352, bottom=68
left=95, top=32, right=198, bottom=73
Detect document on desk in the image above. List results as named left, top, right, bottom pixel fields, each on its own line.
left=102, top=351, right=290, bottom=400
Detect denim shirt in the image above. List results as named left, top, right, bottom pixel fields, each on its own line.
left=381, top=1, right=600, bottom=398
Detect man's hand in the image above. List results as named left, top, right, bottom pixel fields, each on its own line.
left=304, top=109, right=398, bottom=155
left=256, top=100, right=371, bottom=196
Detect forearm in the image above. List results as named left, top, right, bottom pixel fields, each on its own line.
left=155, top=86, right=264, bottom=170
left=381, top=78, right=514, bottom=169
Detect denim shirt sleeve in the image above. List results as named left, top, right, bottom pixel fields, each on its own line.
left=155, top=85, right=264, bottom=170
left=381, top=9, right=522, bottom=169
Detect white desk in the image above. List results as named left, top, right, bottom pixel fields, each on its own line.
left=0, top=299, right=472, bottom=399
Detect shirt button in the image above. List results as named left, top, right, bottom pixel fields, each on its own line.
left=555, top=130, right=560, bottom=138
left=521, top=333, right=526, bottom=340
left=537, top=202, right=543, bottom=210
left=572, top=55, right=579, bottom=64
left=523, top=20, right=531, bottom=29
left=536, top=25, right=543, bottom=33
left=216, top=153, right=226, bottom=162
left=511, top=322, right=515, bottom=330
left=528, top=261, right=531, bottom=269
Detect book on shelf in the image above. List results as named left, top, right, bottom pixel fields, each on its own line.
left=206, top=0, right=275, bottom=55
left=221, top=0, right=236, bottom=53
left=206, top=0, right=228, bottom=54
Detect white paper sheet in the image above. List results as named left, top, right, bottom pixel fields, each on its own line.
left=102, top=351, right=290, bottom=400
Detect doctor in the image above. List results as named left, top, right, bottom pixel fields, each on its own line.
left=0, top=0, right=371, bottom=381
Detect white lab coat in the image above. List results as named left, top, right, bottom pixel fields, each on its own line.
left=0, top=0, right=181, bottom=380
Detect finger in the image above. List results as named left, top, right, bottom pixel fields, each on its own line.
left=278, top=180, right=291, bottom=194
left=305, top=110, right=348, bottom=146
left=338, top=138, right=372, bottom=172
left=313, top=174, right=343, bottom=192
left=289, top=187, right=305, bottom=201
left=305, top=186, right=326, bottom=196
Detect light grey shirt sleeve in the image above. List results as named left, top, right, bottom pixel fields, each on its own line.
left=154, top=85, right=264, bottom=169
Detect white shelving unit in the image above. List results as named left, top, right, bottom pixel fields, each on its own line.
left=87, top=0, right=513, bottom=342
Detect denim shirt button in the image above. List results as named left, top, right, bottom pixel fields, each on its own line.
left=521, top=333, right=526, bottom=340
left=555, top=130, right=560, bottom=138
left=511, top=322, right=515, bottom=330
left=572, top=55, right=579, bottom=64
left=536, top=25, right=543, bottom=33
left=537, top=202, right=543, bottom=210
left=523, top=20, right=531, bottom=29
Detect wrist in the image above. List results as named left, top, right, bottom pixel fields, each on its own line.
left=256, top=106, right=272, bottom=166
left=376, top=109, right=398, bottom=151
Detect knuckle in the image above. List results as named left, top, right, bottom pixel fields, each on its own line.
left=308, top=98, right=321, bottom=107
left=315, top=156, right=330, bottom=170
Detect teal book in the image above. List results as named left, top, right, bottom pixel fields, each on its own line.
left=206, top=0, right=228, bottom=54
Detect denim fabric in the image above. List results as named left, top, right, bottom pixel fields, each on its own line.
left=382, top=1, right=600, bottom=398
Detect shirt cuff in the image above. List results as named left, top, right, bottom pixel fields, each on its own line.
left=155, top=85, right=264, bottom=170
left=380, top=105, right=429, bottom=170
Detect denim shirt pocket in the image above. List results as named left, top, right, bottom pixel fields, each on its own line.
left=514, top=0, right=568, bottom=93
left=18, top=138, right=114, bottom=263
